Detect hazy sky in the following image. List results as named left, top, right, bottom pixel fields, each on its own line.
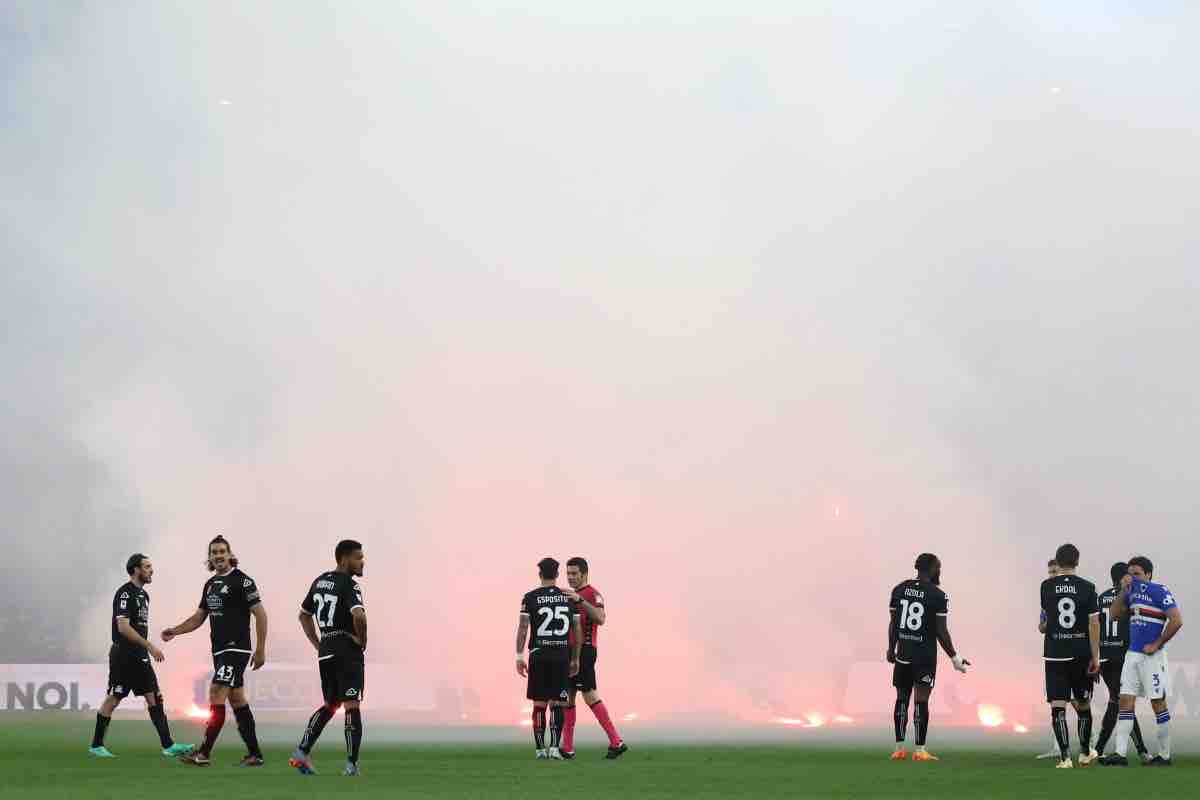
left=3, top=1, right=1198, bottom=722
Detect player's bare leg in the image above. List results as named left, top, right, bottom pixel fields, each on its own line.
left=910, top=685, right=938, bottom=761
left=891, top=685, right=911, bottom=760
left=229, top=687, right=264, bottom=766
left=531, top=701, right=548, bottom=758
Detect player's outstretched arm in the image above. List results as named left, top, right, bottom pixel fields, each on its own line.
left=250, top=604, right=268, bottom=670
left=117, top=617, right=164, bottom=662
left=162, top=609, right=207, bottom=642
left=935, top=616, right=970, bottom=673
left=351, top=607, right=367, bottom=651
left=515, top=614, right=529, bottom=677
left=298, top=610, right=321, bottom=652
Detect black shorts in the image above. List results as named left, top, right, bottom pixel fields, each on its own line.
left=107, top=645, right=159, bottom=698
left=527, top=648, right=571, bottom=702
left=1045, top=657, right=1094, bottom=703
left=320, top=654, right=365, bottom=704
left=212, top=650, right=252, bottom=689
left=892, top=660, right=936, bottom=692
left=572, top=646, right=598, bottom=693
left=1100, top=656, right=1124, bottom=702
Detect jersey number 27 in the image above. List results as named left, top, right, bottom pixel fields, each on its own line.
left=311, top=593, right=338, bottom=629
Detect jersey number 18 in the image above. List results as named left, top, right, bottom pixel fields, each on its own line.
left=898, top=599, right=925, bottom=632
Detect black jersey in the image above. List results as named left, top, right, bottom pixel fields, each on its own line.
left=199, top=568, right=262, bottom=654
left=111, top=581, right=151, bottom=656
left=1041, top=573, right=1099, bottom=660
left=520, top=586, right=580, bottom=651
left=1098, top=587, right=1130, bottom=662
left=300, top=570, right=365, bottom=658
left=889, top=579, right=948, bottom=666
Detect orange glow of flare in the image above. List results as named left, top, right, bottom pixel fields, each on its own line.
left=833, top=715, right=854, bottom=724
left=622, top=712, right=639, bottom=722
left=805, top=712, right=826, bottom=728
left=1013, top=723, right=1029, bottom=734
left=186, top=704, right=211, bottom=720
left=977, top=704, right=1005, bottom=728
left=519, top=719, right=532, bottom=727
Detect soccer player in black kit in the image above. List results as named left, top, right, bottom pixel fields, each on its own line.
left=1093, top=561, right=1149, bottom=762
left=887, top=553, right=970, bottom=762
left=516, top=557, right=582, bottom=760
left=290, top=539, right=368, bottom=777
left=1039, top=543, right=1101, bottom=768
left=89, top=554, right=195, bottom=758
left=163, top=535, right=268, bottom=767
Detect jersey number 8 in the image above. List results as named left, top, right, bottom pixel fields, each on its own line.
left=1057, top=597, right=1076, bottom=629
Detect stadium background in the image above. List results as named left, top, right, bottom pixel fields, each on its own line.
left=4, top=0, right=1200, bottom=749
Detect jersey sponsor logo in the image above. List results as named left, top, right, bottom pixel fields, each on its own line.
left=243, top=579, right=253, bottom=588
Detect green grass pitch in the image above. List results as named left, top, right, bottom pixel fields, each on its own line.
left=1, top=714, right=1191, bottom=799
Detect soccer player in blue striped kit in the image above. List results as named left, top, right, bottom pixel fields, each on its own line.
left=1099, top=556, right=1183, bottom=766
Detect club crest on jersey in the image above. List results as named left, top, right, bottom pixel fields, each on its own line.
left=920, top=675, right=933, bottom=684
left=221, top=585, right=230, bottom=594
left=346, top=688, right=358, bottom=697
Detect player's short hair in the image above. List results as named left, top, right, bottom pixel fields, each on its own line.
left=538, top=557, right=559, bottom=579
left=1110, top=562, right=1128, bottom=585
left=566, top=556, right=589, bottom=575
left=1054, top=543, right=1080, bottom=569
left=206, top=534, right=239, bottom=572
left=1047, top=559, right=1058, bottom=568
left=126, top=553, right=149, bottom=575
left=335, top=539, right=363, bottom=562
left=1128, top=555, right=1153, bottom=577
left=913, top=553, right=940, bottom=575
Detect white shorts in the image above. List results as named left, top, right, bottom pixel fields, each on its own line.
left=1120, top=650, right=1169, bottom=700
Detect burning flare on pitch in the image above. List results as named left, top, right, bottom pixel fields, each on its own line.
left=976, top=704, right=1005, bottom=728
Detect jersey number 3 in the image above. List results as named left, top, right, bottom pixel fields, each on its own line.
left=312, top=593, right=338, bottom=629
left=536, top=606, right=571, bottom=637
